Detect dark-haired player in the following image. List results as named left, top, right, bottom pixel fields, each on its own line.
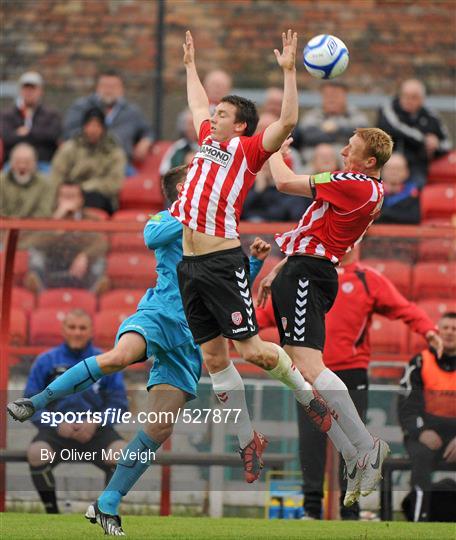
left=8, top=165, right=270, bottom=536
left=170, top=30, right=339, bottom=484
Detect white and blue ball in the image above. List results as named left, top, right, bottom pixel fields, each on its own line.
left=303, top=34, right=349, bottom=79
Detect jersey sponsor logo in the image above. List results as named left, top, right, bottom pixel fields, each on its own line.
left=342, top=282, right=354, bottom=294
left=195, top=144, right=232, bottom=167
left=281, top=317, right=288, bottom=330
left=231, top=311, right=243, bottom=326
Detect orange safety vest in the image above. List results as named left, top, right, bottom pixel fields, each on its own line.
left=421, top=349, right=456, bottom=418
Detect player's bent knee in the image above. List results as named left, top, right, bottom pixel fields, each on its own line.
left=98, top=350, right=132, bottom=372
left=27, top=442, right=53, bottom=467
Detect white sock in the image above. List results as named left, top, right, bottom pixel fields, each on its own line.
left=209, top=362, right=254, bottom=449
left=267, top=345, right=314, bottom=406
left=313, top=368, right=373, bottom=452
left=268, top=347, right=356, bottom=460
left=327, top=421, right=357, bottom=462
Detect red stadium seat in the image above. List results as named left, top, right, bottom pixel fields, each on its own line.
left=112, top=210, right=150, bottom=223
left=361, top=259, right=412, bottom=297
left=418, top=238, right=456, bottom=262
left=119, top=174, right=164, bottom=212
left=412, top=262, right=456, bottom=300
left=259, top=326, right=280, bottom=345
left=30, top=308, right=67, bottom=346
left=1, top=250, right=30, bottom=285
left=94, top=310, right=130, bottom=349
left=11, top=287, right=36, bottom=315
left=110, top=231, right=146, bottom=254
left=134, top=141, right=173, bottom=176
left=106, top=252, right=157, bottom=289
left=427, top=151, right=456, bottom=185
left=38, top=288, right=97, bottom=315
left=10, top=308, right=28, bottom=346
left=370, top=315, right=409, bottom=354
left=421, top=184, right=456, bottom=221
left=99, top=289, right=144, bottom=311
left=251, top=256, right=283, bottom=295
left=417, top=298, right=456, bottom=322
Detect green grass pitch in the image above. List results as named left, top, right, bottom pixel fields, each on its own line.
left=1, top=514, right=455, bottom=539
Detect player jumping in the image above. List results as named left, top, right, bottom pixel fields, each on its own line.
left=7, top=166, right=270, bottom=536
left=168, top=29, right=358, bottom=488
left=257, top=131, right=395, bottom=506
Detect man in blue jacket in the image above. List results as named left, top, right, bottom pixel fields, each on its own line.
left=9, top=164, right=269, bottom=535
left=24, top=308, right=127, bottom=514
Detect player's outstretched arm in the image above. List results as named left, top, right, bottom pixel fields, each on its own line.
left=269, top=137, right=313, bottom=197
left=262, top=30, right=298, bottom=152
left=183, top=30, right=210, bottom=135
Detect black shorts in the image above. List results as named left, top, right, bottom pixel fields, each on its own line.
left=271, top=255, right=338, bottom=350
left=31, top=425, right=123, bottom=469
left=177, top=246, right=258, bottom=345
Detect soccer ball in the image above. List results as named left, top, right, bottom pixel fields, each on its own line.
left=303, top=34, right=349, bottom=79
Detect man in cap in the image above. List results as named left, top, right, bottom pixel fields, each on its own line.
left=0, top=71, right=62, bottom=170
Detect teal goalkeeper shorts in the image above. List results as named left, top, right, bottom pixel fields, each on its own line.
left=115, top=308, right=202, bottom=399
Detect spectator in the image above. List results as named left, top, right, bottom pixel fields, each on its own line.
left=63, top=70, right=153, bottom=170
left=242, top=159, right=310, bottom=222
left=377, top=153, right=420, bottom=224
left=262, top=87, right=283, bottom=117
left=0, top=71, right=62, bottom=170
left=52, top=107, right=126, bottom=214
left=296, top=81, right=369, bottom=165
left=310, top=143, right=341, bottom=174
left=24, top=309, right=127, bottom=514
left=159, top=108, right=198, bottom=176
left=203, top=69, right=232, bottom=112
left=256, top=247, right=442, bottom=520
left=398, top=312, right=456, bottom=522
left=0, top=143, right=54, bottom=218
left=377, top=79, right=452, bottom=187
left=23, top=182, right=108, bottom=292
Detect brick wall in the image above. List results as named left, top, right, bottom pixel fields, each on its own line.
left=2, top=0, right=455, bottom=136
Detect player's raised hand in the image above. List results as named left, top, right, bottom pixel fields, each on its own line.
left=274, top=29, right=297, bottom=71
left=249, top=237, right=271, bottom=261
left=183, top=30, right=195, bottom=65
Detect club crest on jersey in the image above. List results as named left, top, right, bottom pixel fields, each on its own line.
left=281, top=317, right=288, bottom=330
left=196, top=144, right=231, bottom=167
left=231, top=311, right=243, bottom=326
left=342, top=282, right=354, bottom=294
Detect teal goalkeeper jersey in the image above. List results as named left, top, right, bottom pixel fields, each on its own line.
left=137, top=210, right=264, bottom=314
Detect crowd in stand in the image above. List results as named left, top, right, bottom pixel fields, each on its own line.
left=0, top=69, right=454, bottom=295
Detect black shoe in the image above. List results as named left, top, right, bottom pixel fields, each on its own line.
left=85, top=502, right=125, bottom=536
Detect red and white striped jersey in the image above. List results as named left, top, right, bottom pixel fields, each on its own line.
left=275, top=171, right=384, bottom=263
left=170, top=120, right=272, bottom=239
